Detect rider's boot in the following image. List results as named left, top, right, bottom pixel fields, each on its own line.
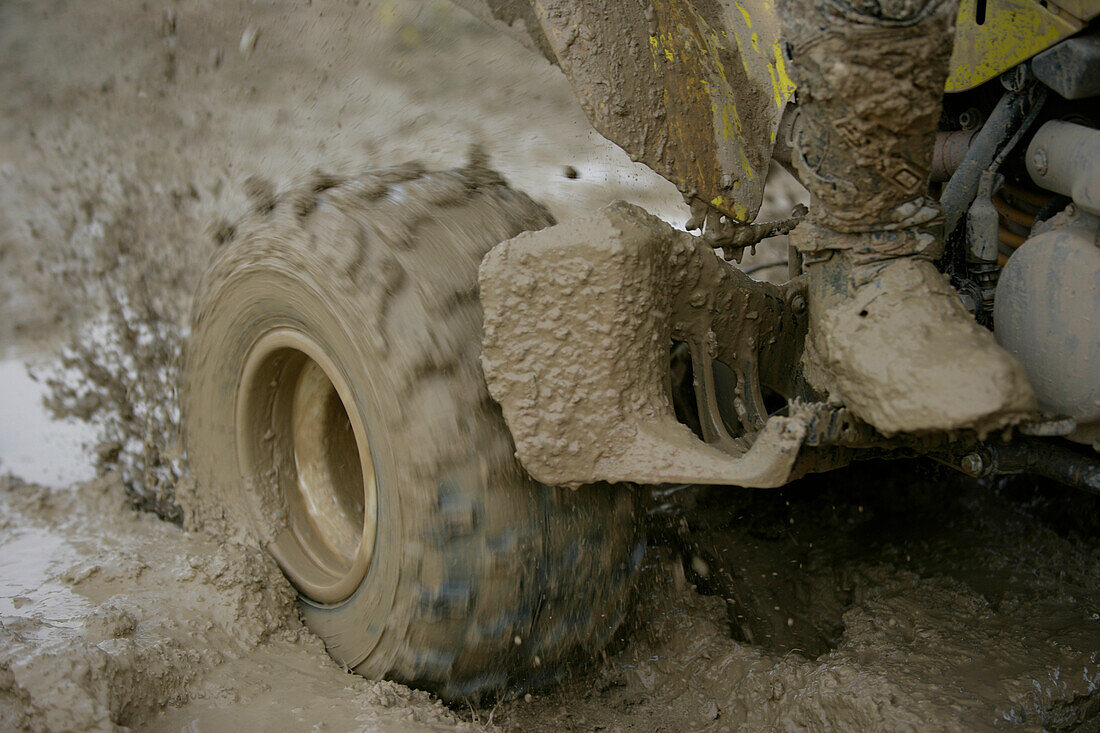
left=780, top=0, right=1036, bottom=435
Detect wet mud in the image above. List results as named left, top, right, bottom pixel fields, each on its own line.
left=2, top=0, right=1098, bottom=731
left=0, top=475, right=468, bottom=732
left=497, top=464, right=1100, bottom=731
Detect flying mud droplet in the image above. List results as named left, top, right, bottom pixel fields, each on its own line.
left=239, top=26, right=260, bottom=56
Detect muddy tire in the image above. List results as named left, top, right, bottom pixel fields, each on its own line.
left=183, top=162, right=643, bottom=700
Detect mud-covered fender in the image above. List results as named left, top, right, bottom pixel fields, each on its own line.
left=455, top=0, right=794, bottom=224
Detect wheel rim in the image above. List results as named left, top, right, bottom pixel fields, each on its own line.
left=236, top=329, right=378, bottom=604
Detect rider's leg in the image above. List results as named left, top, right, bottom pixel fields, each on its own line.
left=779, top=0, right=1036, bottom=434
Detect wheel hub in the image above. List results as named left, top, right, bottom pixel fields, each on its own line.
left=236, top=329, right=377, bottom=604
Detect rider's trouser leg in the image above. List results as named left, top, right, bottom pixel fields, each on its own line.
left=778, top=0, right=1036, bottom=434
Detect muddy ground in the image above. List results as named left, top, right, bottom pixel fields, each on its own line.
left=2, top=1, right=1099, bottom=731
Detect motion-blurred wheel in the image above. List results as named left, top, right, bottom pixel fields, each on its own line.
left=183, top=161, right=643, bottom=700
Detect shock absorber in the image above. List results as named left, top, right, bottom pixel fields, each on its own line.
left=965, top=169, right=1003, bottom=317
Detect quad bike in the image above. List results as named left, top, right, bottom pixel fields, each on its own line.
left=183, top=0, right=1100, bottom=701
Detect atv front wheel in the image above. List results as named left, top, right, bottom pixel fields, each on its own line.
left=183, top=162, right=643, bottom=699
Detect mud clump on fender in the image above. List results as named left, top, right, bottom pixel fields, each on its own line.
left=479, top=201, right=811, bottom=489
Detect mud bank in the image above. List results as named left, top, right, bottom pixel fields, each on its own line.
left=0, top=475, right=468, bottom=732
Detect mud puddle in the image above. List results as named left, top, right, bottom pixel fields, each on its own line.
left=0, top=525, right=92, bottom=627
left=0, top=357, right=95, bottom=487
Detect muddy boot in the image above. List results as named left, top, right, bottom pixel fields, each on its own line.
left=780, top=0, right=1036, bottom=435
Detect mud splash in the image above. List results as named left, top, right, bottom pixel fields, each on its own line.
left=0, top=475, right=469, bottom=732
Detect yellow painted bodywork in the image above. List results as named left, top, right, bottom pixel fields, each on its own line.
left=640, top=0, right=795, bottom=220
left=642, top=0, right=1099, bottom=219
left=946, top=0, right=1100, bottom=91
left=530, top=0, right=1097, bottom=224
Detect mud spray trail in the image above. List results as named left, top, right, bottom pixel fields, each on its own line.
left=1, top=0, right=1099, bottom=731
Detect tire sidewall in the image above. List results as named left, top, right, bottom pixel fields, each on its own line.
left=183, top=170, right=641, bottom=699
left=185, top=233, right=425, bottom=671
